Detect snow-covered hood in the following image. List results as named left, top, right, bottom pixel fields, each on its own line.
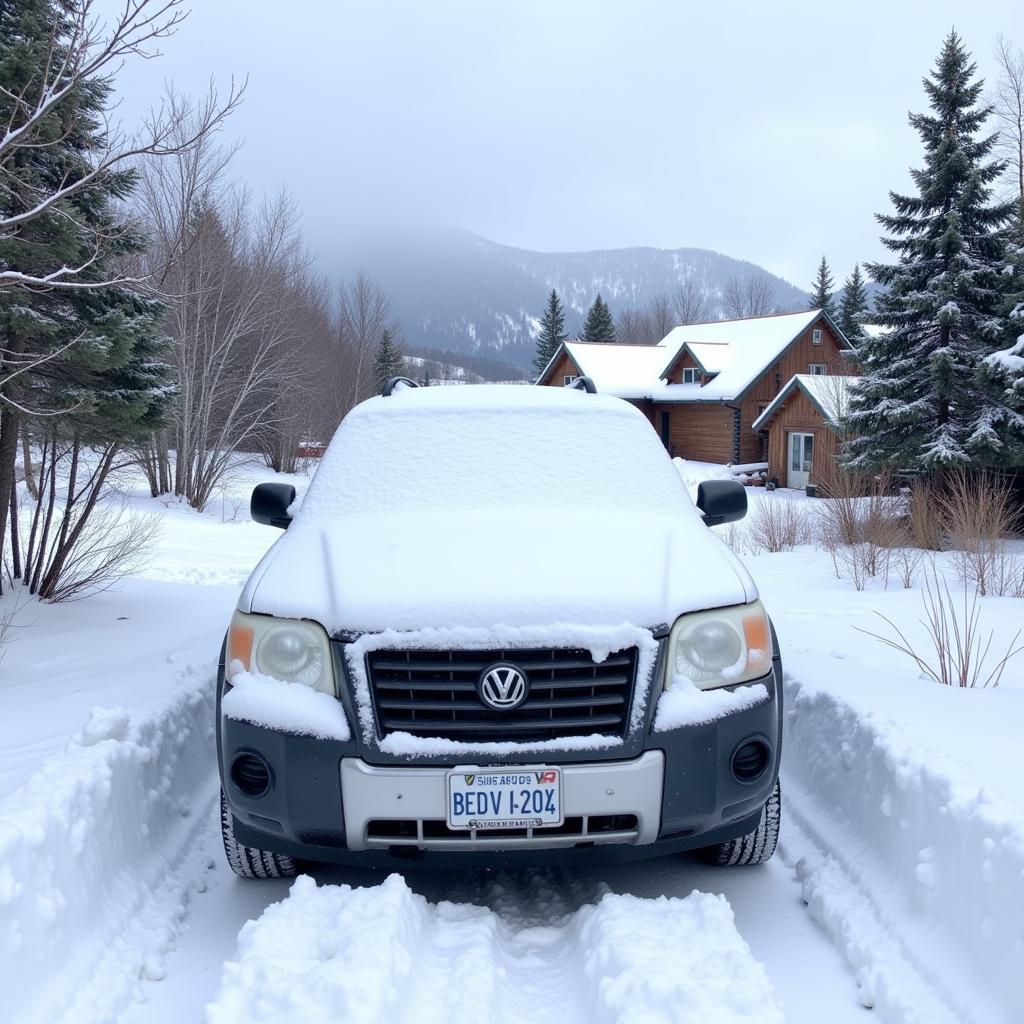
left=239, top=508, right=757, bottom=634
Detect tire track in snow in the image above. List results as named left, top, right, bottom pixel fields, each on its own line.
left=780, top=775, right=983, bottom=1024
left=203, top=873, right=785, bottom=1024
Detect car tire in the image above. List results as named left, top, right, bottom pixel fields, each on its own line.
left=220, top=789, right=298, bottom=879
left=700, top=780, right=781, bottom=866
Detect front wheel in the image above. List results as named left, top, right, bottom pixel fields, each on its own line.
left=220, top=789, right=298, bottom=879
left=699, top=780, right=780, bottom=866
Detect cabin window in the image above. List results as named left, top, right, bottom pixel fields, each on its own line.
left=812, top=328, right=823, bottom=345
left=682, top=367, right=699, bottom=384
left=563, top=375, right=576, bottom=386
left=809, top=363, right=827, bottom=375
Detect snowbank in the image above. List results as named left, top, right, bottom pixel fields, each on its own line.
left=205, top=873, right=783, bottom=1024
left=782, top=676, right=1024, bottom=1023
left=0, top=669, right=218, bottom=1024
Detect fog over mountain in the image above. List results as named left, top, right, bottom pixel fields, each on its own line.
left=325, top=228, right=812, bottom=371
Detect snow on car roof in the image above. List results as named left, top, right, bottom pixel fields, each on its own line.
left=298, top=383, right=687, bottom=519
left=243, top=382, right=757, bottom=633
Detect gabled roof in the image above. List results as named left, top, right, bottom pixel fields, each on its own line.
left=751, top=373, right=861, bottom=432
left=537, top=339, right=671, bottom=400
left=535, top=309, right=855, bottom=404
left=658, top=309, right=851, bottom=402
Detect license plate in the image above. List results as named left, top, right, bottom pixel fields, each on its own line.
left=446, top=766, right=563, bottom=830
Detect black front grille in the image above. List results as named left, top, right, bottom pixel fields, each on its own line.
left=365, top=647, right=638, bottom=741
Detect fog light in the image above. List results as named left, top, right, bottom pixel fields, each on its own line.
left=231, top=752, right=272, bottom=797
left=731, top=740, right=770, bottom=783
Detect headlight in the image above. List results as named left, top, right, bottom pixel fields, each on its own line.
left=225, top=611, right=335, bottom=695
left=666, top=600, right=772, bottom=690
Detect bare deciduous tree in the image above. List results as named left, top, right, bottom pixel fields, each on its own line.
left=993, top=35, right=1024, bottom=231
left=673, top=277, right=710, bottom=325
left=336, top=273, right=400, bottom=412
left=0, top=2, right=244, bottom=291
left=722, top=273, right=776, bottom=319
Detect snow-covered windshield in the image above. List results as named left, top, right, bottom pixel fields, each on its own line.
left=299, top=386, right=693, bottom=519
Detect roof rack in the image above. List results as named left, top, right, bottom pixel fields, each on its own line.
left=382, top=376, right=419, bottom=397
left=566, top=375, right=597, bottom=394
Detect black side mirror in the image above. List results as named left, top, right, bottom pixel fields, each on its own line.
left=251, top=483, right=296, bottom=529
left=696, top=479, right=747, bottom=527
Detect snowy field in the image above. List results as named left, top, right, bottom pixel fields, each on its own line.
left=1, top=455, right=1022, bottom=1023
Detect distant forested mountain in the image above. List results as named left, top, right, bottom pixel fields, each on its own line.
left=324, top=227, right=812, bottom=371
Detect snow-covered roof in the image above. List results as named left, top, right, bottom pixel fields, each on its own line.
left=540, top=310, right=851, bottom=404
left=658, top=309, right=834, bottom=401
left=751, top=374, right=861, bottom=432
left=558, top=340, right=672, bottom=399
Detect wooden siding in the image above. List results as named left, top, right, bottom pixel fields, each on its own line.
left=539, top=351, right=580, bottom=386
left=663, top=404, right=734, bottom=463
left=738, top=316, right=852, bottom=465
left=664, top=350, right=708, bottom=386
left=764, top=388, right=839, bottom=487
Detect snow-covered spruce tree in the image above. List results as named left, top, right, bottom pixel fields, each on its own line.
left=808, top=256, right=836, bottom=318
left=978, top=242, right=1024, bottom=464
left=580, top=293, right=616, bottom=343
left=0, top=0, right=174, bottom=597
left=532, top=289, right=567, bottom=377
left=372, top=328, right=405, bottom=394
left=843, top=31, right=1018, bottom=477
left=838, top=264, right=870, bottom=347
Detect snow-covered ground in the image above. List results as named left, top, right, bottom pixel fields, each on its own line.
left=1, top=454, right=1022, bottom=1023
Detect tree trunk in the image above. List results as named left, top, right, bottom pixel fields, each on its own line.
left=20, top=424, right=38, bottom=499
left=0, top=403, right=21, bottom=595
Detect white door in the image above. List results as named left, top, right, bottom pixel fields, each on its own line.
left=787, top=432, right=814, bottom=489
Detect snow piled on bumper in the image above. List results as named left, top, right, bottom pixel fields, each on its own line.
left=222, top=671, right=351, bottom=741
left=205, top=873, right=783, bottom=1024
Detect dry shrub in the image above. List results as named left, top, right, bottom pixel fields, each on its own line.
left=893, top=546, right=925, bottom=589
left=717, top=522, right=748, bottom=556
left=940, top=471, right=1022, bottom=596
left=745, top=497, right=811, bottom=554
left=816, top=467, right=903, bottom=587
left=35, top=502, right=162, bottom=602
left=856, top=567, right=1023, bottom=687
left=908, top=479, right=943, bottom=551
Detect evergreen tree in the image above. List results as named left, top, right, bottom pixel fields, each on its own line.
left=838, top=264, right=870, bottom=346
left=843, top=31, right=1017, bottom=476
left=808, top=256, right=836, bottom=317
left=977, top=244, right=1024, bottom=464
left=532, top=289, right=567, bottom=377
left=0, top=0, right=175, bottom=584
left=580, top=293, right=616, bottom=343
left=372, top=329, right=405, bottom=393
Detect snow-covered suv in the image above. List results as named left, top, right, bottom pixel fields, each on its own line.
left=217, top=379, right=782, bottom=877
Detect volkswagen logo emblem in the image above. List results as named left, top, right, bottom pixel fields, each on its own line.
left=477, top=663, right=529, bottom=711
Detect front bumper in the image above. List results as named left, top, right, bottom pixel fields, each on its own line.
left=218, top=642, right=783, bottom=867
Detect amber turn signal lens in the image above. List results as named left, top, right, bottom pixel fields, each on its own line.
left=742, top=613, right=771, bottom=674
left=227, top=624, right=254, bottom=676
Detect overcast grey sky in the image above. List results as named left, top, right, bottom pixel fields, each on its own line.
left=110, top=0, right=1019, bottom=289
